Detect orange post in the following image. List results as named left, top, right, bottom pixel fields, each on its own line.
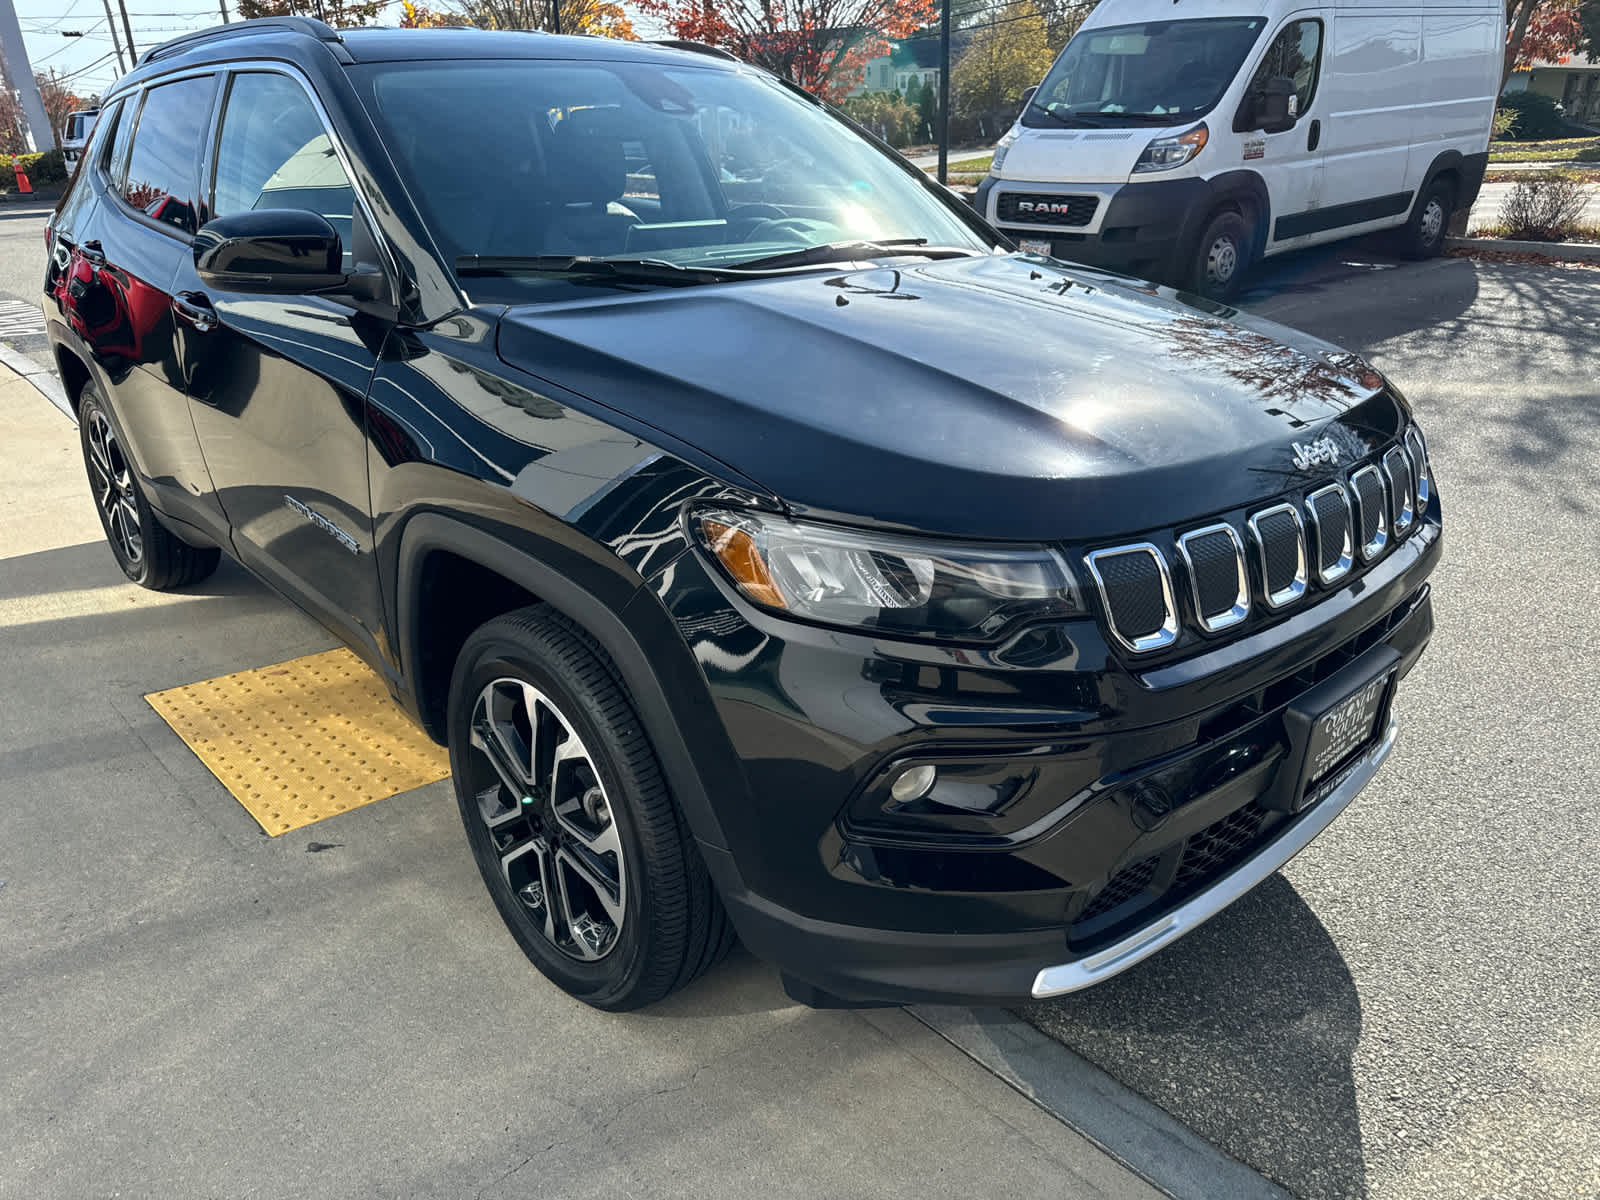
left=12, top=156, right=32, bottom=195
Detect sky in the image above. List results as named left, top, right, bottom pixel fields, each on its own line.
left=19, top=0, right=665, bottom=105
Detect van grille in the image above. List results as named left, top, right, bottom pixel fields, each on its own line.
left=995, top=192, right=1098, bottom=227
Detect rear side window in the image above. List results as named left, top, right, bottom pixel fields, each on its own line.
left=118, top=74, right=217, bottom=235
left=100, top=98, right=134, bottom=181
left=1250, top=19, right=1323, bottom=118
left=212, top=72, right=356, bottom=257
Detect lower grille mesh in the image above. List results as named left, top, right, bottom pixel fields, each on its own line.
left=1079, top=855, right=1159, bottom=924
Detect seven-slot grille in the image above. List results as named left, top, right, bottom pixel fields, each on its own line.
left=995, top=192, right=1099, bottom=227
left=1088, top=438, right=1428, bottom=655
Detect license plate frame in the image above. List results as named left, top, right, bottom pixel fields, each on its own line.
left=1276, top=646, right=1401, bottom=813
left=1018, top=238, right=1053, bottom=256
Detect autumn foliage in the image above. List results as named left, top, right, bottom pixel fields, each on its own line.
left=635, top=0, right=938, bottom=101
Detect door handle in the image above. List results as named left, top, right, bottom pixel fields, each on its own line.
left=1307, top=119, right=1322, bottom=153
left=172, top=292, right=218, bottom=333
left=79, top=239, right=107, bottom=267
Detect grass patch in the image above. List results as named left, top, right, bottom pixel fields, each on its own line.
left=925, top=154, right=993, bottom=174
left=1488, top=135, right=1600, bottom=163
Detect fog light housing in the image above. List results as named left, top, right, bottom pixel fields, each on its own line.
left=889, top=764, right=938, bottom=805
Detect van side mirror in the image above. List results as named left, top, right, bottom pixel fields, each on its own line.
left=1251, top=76, right=1297, bottom=134
left=193, top=209, right=384, bottom=301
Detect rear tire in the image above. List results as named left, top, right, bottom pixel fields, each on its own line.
left=78, top=382, right=221, bottom=590
left=1188, top=209, right=1251, bottom=302
left=1398, top=178, right=1452, bottom=260
left=447, top=604, right=734, bottom=1011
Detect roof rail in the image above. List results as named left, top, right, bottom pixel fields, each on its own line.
left=137, top=16, right=342, bottom=68
left=649, top=39, right=740, bottom=62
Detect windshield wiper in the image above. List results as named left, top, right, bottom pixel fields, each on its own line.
left=1103, top=112, right=1191, bottom=124
left=454, top=255, right=740, bottom=284
left=730, top=240, right=979, bottom=271
left=1026, top=102, right=1106, bottom=128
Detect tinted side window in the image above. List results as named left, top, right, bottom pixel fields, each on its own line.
left=100, top=97, right=134, bottom=182
left=119, top=74, right=217, bottom=235
left=1251, top=20, right=1323, bottom=117
left=213, top=73, right=356, bottom=256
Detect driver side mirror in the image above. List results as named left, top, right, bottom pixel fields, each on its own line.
left=1250, top=76, right=1298, bottom=134
left=194, top=209, right=384, bottom=301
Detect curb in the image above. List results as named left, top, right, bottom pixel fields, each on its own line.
left=911, top=1006, right=1292, bottom=1200
left=1447, top=234, right=1600, bottom=261
left=0, top=343, right=72, bottom=421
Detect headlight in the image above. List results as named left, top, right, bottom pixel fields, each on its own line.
left=694, top=508, right=1082, bottom=641
left=1132, top=122, right=1208, bottom=173
left=990, top=124, right=1021, bottom=175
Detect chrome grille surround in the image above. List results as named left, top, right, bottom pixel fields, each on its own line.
left=1085, top=543, right=1179, bottom=654
left=1350, top=464, right=1390, bottom=563
left=1246, top=503, right=1308, bottom=610
left=1175, top=523, right=1249, bottom=633
left=1383, top=446, right=1415, bottom=536
left=1304, top=482, right=1354, bottom=585
left=1405, top=426, right=1430, bottom=510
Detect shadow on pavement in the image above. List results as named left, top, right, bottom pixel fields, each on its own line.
left=1019, top=874, right=1367, bottom=1200
left=0, top=540, right=266, bottom=604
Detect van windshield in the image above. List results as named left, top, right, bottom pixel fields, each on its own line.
left=1025, top=18, right=1266, bottom=128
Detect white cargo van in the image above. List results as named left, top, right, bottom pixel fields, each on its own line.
left=975, top=0, right=1504, bottom=298
left=61, top=109, right=101, bottom=167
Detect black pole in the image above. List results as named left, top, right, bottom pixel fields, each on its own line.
left=937, top=0, right=950, bottom=183
left=116, top=0, right=137, bottom=59
left=551, top=0, right=562, bottom=34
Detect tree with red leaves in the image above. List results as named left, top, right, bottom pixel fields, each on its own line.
left=635, top=0, right=938, bottom=101
left=1504, top=0, right=1595, bottom=87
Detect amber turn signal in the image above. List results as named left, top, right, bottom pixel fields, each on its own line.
left=700, top=518, right=788, bottom=610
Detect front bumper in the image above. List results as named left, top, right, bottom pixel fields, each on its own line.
left=658, top=502, right=1439, bottom=1006
left=977, top=175, right=1209, bottom=284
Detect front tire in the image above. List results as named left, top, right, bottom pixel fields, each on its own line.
left=78, top=382, right=220, bottom=590
left=1399, top=178, right=1452, bottom=260
left=1188, top=209, right=1252, bottom=302
left=447, top=605, right=733, bottom=1011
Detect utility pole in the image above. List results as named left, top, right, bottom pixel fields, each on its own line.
left=116, top=0, right=137, bottom=61
left=101, top=0, right=128, bottom=73
left=551, top=0, right=562, bottom=35
left=936, top=0, right=950, bottom=183
left=0, top=0, right=58, bottom=151
left=219, top=0, right=230, bottom=22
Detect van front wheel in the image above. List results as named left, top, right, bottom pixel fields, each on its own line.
left=1188, top=210, right=1251, bottom=302
left=1400, top=179, right=1452, bottom=260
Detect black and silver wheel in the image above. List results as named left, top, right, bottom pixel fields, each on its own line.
left=77, top=382, right=220, bottom=590
left=1399, top=178, right=1452, bottom=260
left=1189, top=209, right=1251, bottom=302
left=448, top=605, right=733, bottom=1010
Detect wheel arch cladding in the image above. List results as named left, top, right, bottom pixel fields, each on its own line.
left=395, top=513, right=740, bottom=851
left=1198, top=170, right=1271, bottom=258
left=53, top=344, right=92, bottom=415
left=1417, top=150, right=1466, bottom=211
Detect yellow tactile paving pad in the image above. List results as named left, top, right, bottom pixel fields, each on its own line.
left=146, top=648, right=450, bottom=836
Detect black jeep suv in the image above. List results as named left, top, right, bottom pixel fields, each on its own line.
left=45, top=18, right=1439, bottom=1011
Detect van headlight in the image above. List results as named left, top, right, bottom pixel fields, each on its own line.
left=990, top=124, right=1021, bottom=175
left=694, top=508, right=1082, bottom=641
left=1132, top=122, right=1208, bottom=173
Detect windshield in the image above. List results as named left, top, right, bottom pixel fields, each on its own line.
left=1026, top=18, right=1266, bottom=127
left=351, top=59, right=992, bottom=287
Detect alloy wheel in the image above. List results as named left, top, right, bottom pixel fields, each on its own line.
left=86, top=410, right=143, bottom=566
left=467, top=678, right=626, bottom=961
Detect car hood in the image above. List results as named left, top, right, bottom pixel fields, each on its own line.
left=495, top=253, right=1403, bottom=542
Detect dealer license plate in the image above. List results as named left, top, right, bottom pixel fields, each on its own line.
left=1304, top=672, right=1392, bottom=787
left=1018, top=239, right=1053, bottom=256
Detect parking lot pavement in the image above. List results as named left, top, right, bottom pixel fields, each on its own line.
left=1026, top=246, right=1600, bottom=1200
left=0, top=370, right=1163, bottom=1198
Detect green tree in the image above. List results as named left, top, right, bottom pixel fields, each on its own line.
left=235, top=0, right=389, bottom=24
left=952, top=0, right=1055, bottom=123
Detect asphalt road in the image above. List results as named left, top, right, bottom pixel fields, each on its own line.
left=1026, top=242, right=1600, bottom=1199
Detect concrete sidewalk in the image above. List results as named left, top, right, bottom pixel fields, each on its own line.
left=0, top=364, right=1165, bottom=1200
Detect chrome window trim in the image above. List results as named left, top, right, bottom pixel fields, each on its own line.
left=1176, top=523, right=1249, bottom=633
left=1350, top=464, right=1390, bottom=562
left=1383, top=446, right=1415, bottom=536
left=1085, top=543, right=1180, bottom=654
left=1405, top=426, right=1430, bottom=510
left=1303, top=482, right=1354, bottom=586
left=1246, top=502, right=1308, bottom=609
